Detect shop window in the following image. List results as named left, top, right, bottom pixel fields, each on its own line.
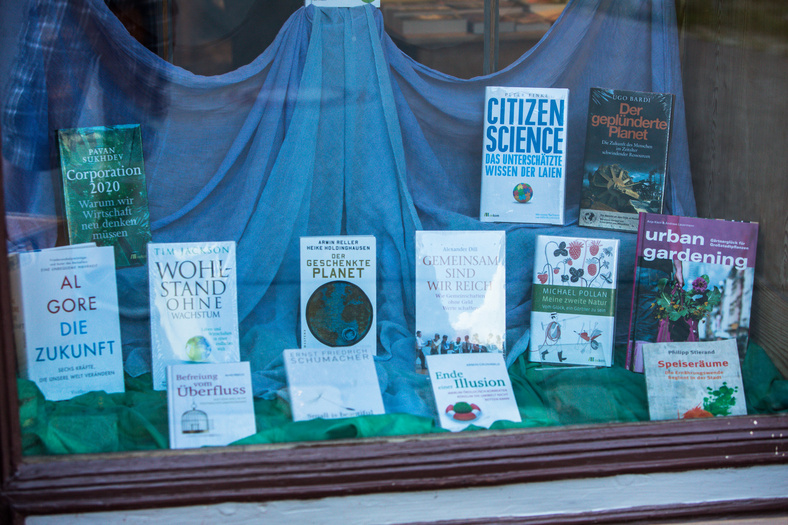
left=0, top=0, right=786, bottom=521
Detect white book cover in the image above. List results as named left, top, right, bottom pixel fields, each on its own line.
left=426, top=353, right=521, bottom=431
left=148, top=241, right=240, bottom=391
left=306, top=0, right=380, bottom=7
left=480, top=86, right=569, bottom=224
left=300, top=236, right=376, bottom=350
left=167, top=361, right=256, bottom=449
left=643, top=339, right=746, bottom=421
left=529, top=235, right=619, bottom=367
left=8, top=244, right=124, bottom=401
left=283, top=347, right=385, bottom=421
left=415, top=230, right=506, bottom=369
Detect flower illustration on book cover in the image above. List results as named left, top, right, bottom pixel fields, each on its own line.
left=534, top=239, right=613, bottom=288
left=445, top=401, right=481, bottom=422
left=651, top=273, right=721, bottom=343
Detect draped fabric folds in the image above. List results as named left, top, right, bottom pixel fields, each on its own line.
left=2, top=0, right=695, bottom=418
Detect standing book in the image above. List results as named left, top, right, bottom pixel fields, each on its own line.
left=58, top=124, right=152, bottom=268
left=8, top=244, right=124, bottom=401
left=167, top=361, right=256, bottom=449
left=148, top=241, right=240, bottom=391
left=300, top=236, right=376, bottom=350
left=626, top=213, right=758, bottom=373
left=283, top=347, right=385, bottom=422
left=529, top=235, right=620, bottom=367
left=480, top=86, right=568, bottom=225
left=642, top=339, right=746, bottom=421
left=415, top=230, right=506, bottom=368
left=426, top=353, right=521, bottom=432
left=579, top=88, right=674, bottom=232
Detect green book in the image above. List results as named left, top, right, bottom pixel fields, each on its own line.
left=58, top=124, right=152, bottom=268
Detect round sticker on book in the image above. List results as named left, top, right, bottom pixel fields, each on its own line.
left=184, top=335, right=212, bottom=362
left=513, top=183, right=533, bottom=203
left=305, top=280, right=373, bottom=347
left=445, top=401, right=481, bottom=422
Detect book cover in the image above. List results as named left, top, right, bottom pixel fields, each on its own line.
left=579, top=88, right=674, bottom=232
left=415, top=230, right=506, bottom=370
left=148, top=241, right=240, bottom=391
left=480, top=86, right=568, bottom=225
left=58, top=124, right=152, bottom=268
left=283, top=347, right=385, bottom=422
left=167, top=361, right=256, bottom=449
left=8, top=245, right=124, bottom=401
left=626, top=213, right=758, bottom=373
left=643, top=339, right=746, bottom=421
left=300, top=236, right=376, bottom=350
left=425, top=353, right=521, bottom=431
left=529, top=235, right=619, bottom=367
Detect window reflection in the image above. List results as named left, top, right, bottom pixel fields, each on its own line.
left=105, top=0, right=567, bottom=78
left=382, top=0, right=567, bottom=78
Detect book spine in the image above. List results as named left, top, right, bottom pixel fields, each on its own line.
left=626, top=212, right=648, bottom=371
left=167, top=366, right=177, bottom=448
left=7, top=254, right=29, bottom=380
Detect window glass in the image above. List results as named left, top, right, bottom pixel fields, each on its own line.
left=0, top=0, right=785, bottom=458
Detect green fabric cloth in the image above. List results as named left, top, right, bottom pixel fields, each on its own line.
left=17, top=342, right=787, bottom=455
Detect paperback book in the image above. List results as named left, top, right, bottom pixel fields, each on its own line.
left=480, top=86, right=568, bottom=225
left=167, top=361, right=256, bottom=449
left=626, top=213, right=758, bottom=373
left=300, top=236, right=376, bottom=350
left=283, top=347, right=385, bottom=422
left=425, top=353, right=521, bottom=432
left=529, top=235, right=619, bottom=367
left=58, top=124, right=152, bottom=268
left=8, top=244, right=124, bottom=401
left=579, top=88, right=674, bottom=232
left=643, top=339, right=746, bottom=421
left=415, top=230, right=506, bottom=369
left=149, top=241, right=240, bottom=391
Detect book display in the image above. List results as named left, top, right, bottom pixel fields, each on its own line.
left=480, top=86, right=569, bottom=225
left=529, top=235, right=620, bottom=367
left=148, top=241, right=241, bottom=390
left=283, top=347, right=385, bottom=421
left=57, top=124, right=152, bottom=268
left=8, top=244, right=125, bottom=401
left=626, top=213, right=758, bottom=373
left=579, top=89, right=674, bottom=232
left=300, top=236, right=376, bottom=350
left=642, top=339, right=747, bottom=421
left=2, top=3, right=787, bottom=520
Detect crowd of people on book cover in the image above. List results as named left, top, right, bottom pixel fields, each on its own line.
left=415, top=330, right=503, bottom=370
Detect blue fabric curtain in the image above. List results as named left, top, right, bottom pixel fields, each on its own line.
left=2, top=0, right=695, bottom=416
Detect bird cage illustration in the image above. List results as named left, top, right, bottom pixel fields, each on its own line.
left=181, top=402, right=209, bottom=434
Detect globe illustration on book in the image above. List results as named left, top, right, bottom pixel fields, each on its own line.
left=513, top=183, right=533, bottom=203
left=306, top=280, right=373, bottom=347
left=184, top=335, right=212, bottom=362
